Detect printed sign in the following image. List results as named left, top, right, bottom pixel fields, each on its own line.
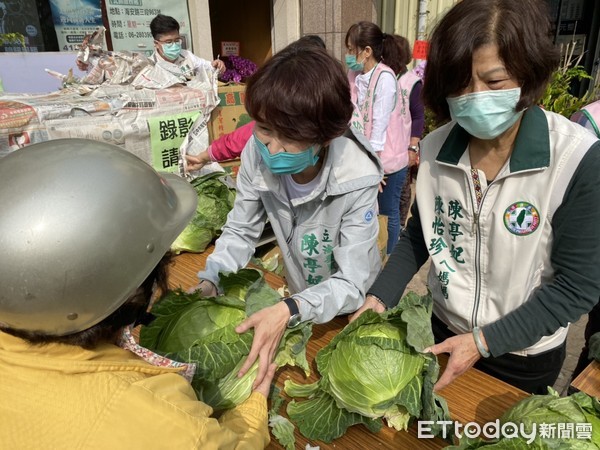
left=220, top=41, right=240, bottom=56
left=148, top=111, right=200, bottom=173
left=49, top=0, right=103, bottom=52
left=106, top=0, right=191, bottom=55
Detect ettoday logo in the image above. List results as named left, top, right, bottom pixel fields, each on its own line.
left=418, top=420, right=593, bottom=443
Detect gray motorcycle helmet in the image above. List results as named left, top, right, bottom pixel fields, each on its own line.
left=0, top=139, right=197, bottom=335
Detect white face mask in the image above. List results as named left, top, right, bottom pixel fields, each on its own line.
left=446, top=87, right=523, bottom=139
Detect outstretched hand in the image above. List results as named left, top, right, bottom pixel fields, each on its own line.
left=186, top=279, right=217, bottom=297
left=212, top=59, right=226, bottom=74
left=408, top=150, right=419, bottom=167
left=424, top=332, right=483, bottom=391
left=185, top=151, right=212, bottom=172
left=235, top=301, right=289, bottom=389
left=348, top=295, right=386, bottom=323
left=252, top=363, right=278, bottom=398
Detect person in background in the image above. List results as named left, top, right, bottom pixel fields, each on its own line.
left=345, top=21, right=408, bottom=257
left=189, top=43, right=383, bottom=389
left=0, top=139, right=273, bottom=449
left=185, top=121, right=254, bottom=171
left=149, top=14, right=224, bottom=80
left=77, top=14, right=225, bottom=77
left=351, top=0, right=600, bottom=395
left=185, top=35, right=327, bottom=172
left=571, top=98, right=600, bottom=137
left=390, top=34, right=425, bottom=229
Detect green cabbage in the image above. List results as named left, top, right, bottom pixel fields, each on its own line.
left=446, top=387, right=600, bottom=449
left=284, top=292, right=449, bottom=443
left=150, top=300, right=246, bottom=353
left=140, top=269, right=312, bottom=411
left=326, top=322, right=425, bottom=427
left=171, top=171, right=236, bottom=254
left=195, top=359, right=260, bottom=411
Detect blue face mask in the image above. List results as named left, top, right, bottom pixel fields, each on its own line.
left=162, top=42, right=182, bottom=61
left=345, top=54, right=364, bottom=72
left=446, top=87, right=523, bottom=139
left=254, top=133, right=320, bottom=175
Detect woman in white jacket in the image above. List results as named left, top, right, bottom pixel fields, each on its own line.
left=191, top=42, right=383, bottom=389
left=353, top=0, right=600, bottom=394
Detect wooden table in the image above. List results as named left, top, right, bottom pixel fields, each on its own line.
left=571, top=360, right=600, bottom=398
left=169, top=251, right=529, bottom=449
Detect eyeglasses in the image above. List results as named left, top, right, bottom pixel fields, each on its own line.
left=156, top=37, right=182, bottom=45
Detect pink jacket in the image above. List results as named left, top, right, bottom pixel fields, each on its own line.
left=209, top=121, right=255, bottom=161
left=349, top=63, right=408, bottom=174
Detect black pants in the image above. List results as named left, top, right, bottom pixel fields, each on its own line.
left=431, top=314, right=566, bottom=395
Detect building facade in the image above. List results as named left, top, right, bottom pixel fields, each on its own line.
left=1, top=0, right=599, bottom=94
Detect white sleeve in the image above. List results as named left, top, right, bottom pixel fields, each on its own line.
left=187, top=52, right=213, bottom=72
left=369, top=72, right=397, bottom=152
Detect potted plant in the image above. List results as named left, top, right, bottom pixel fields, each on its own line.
left=541, top=40, right=598, bottom=118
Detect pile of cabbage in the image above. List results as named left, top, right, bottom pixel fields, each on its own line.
left=140, top=269, right=311, bottom=411
left=446, top=387, right=600, bottom=449
left=171, top=171, right=236, bottom=254
left=284, top=292, right=449, bottom=442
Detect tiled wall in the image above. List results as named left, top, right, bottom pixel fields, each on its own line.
left=300, top=0, right=378, bottom=61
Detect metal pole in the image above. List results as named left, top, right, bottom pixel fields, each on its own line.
left=415, top=0, right=428, bottom=64
left=417, top=0, right=428, bottom=41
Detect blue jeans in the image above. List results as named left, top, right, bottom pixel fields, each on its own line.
left=378, top=166, right=408, bottom=255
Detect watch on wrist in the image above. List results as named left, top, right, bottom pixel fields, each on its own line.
left=408, top=145, right=419, bottom=153
left=282, top=297, right=302, bottom=328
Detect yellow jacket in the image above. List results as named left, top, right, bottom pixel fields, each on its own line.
left=0, top=331, right=270, bottom=449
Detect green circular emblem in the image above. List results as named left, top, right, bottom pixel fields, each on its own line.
left=504, top=201, right=540, bottom=236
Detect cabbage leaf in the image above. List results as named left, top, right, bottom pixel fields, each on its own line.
left=446, top=387, right=600, bottom=449
left=140, top=268, right=312, bottom=411
left=284, top=291, right=449, bottom=443
left=171, top=172, right=236, bottom=254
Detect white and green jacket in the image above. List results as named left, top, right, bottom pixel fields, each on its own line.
left=199, top=128, right=383, bottom=324
left=370, top=106, right=600, bottom=356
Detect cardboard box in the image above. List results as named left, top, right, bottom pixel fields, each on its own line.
left=208, top=83, right=252, bottom=142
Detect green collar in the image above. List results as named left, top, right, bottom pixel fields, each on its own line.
left=436, top=105, right=550, bottom=172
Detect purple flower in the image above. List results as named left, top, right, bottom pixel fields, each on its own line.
left=219, top=56, right=258, bottom=83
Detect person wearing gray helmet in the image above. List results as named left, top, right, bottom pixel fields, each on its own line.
left=0, top=139, right=274, bottom=449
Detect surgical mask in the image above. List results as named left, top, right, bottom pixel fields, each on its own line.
left=162, top=42, right=182, bottom=61
left=345, top=54, right=364, bottom=72
left=254, top=133, right=320, bottom=175
left=446, top=87, right=523, bottom=139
